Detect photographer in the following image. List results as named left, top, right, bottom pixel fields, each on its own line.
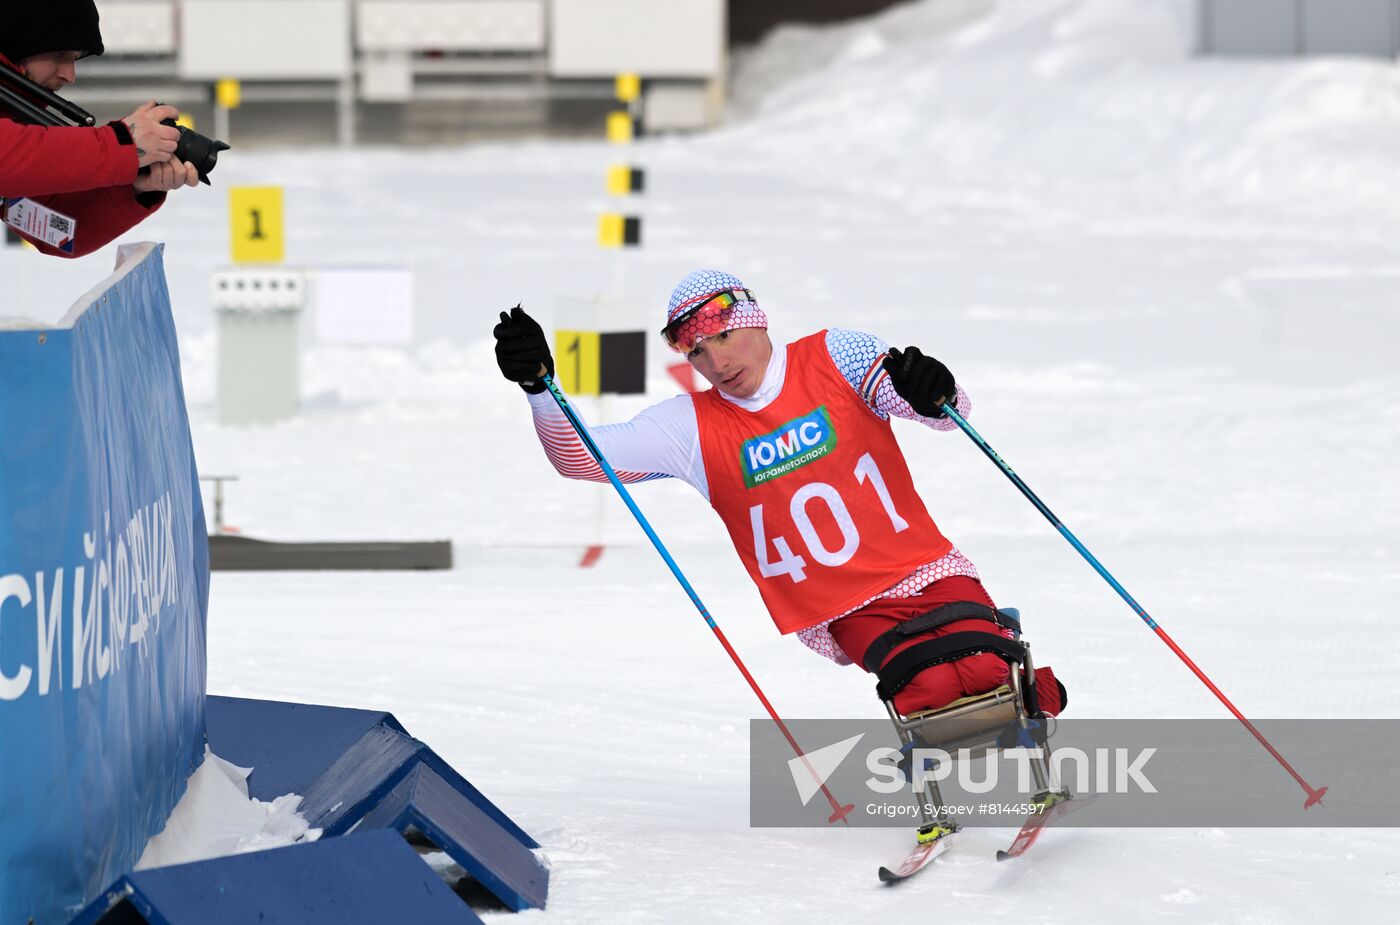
left=1, top=2, right=199, bottom=258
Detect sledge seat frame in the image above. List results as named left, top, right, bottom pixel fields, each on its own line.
left=878, top=607, right=1064, bottom=833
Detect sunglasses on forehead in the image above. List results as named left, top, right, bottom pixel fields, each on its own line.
left=660, top=288, right=756, bottom=352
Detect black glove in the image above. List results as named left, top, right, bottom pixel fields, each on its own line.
left=493, top=304, right=554, bottom=394
left=882, top=346, right=956, bottom=417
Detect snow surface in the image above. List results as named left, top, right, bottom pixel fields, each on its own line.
left=26, top=0, right=1400, bottom=920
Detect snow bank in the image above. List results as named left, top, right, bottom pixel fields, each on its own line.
left=136, top=750, right=320, bottom=870
left=722, top=0, right=1400, bottom=213
left=727, top=0, right=996, bottom=118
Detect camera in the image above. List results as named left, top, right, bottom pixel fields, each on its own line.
left=158, top=116, right=230, bottom=185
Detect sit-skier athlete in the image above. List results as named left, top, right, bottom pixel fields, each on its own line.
left=493, top=269, right=1065, bottom=718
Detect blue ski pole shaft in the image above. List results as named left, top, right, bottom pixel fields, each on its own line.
left=540, top=373, right=854, bottom=824
left=941, top=402, right=1326, bottom=808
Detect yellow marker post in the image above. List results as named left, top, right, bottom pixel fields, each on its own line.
left=615, top=72, right=641, bottom=104
left=606, top=111, right=633, bottom=145
left=229, top=186, right=284, bottom=264
left=176, top=112, right=196, bottom=131
left=216, top=78, right=242, bottom=110
left=553, top=330, right=601, bottom=396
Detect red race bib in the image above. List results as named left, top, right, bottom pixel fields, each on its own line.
left=694, top=332, right=953, bottom=634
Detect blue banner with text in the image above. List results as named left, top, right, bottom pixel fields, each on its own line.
left=0, top=243, right=208, bottom=925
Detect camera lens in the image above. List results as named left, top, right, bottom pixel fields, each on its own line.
left=160, top=118, right=231, bottom=185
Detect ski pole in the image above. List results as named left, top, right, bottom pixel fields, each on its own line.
left=940, top=402, right=1327, bottom=809
left=540, top=372, right=855, bottom=825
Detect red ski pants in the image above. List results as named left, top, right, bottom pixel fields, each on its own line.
left=828, top=576, right=1063, bottom=717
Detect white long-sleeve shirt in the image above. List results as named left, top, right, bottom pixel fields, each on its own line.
left=527, top=328, right=978, bottom=665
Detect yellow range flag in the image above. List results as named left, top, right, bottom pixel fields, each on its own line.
left=605, top=165, right=632, bottom=197
left=615, top=72, right=641, bottom=103
left=553, top=330, right=600, bottom=395
left=216, top=78, right=242, bottom=109
left=228, top=187, right=284, bottom=264
left=597, top=213, right=624, bottom=248
left=606, top=111, right=633, bottom=145
left=597, top=213, right=640, bottom=248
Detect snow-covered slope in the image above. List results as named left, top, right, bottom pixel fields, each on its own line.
left=725, top=0, right=1400, bottom=215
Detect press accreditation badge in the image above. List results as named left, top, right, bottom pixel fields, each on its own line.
left=3, top=197, right=76, bottom=253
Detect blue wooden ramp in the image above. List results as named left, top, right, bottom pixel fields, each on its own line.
left=204, top=695, right=549, bottom=911
left=70, top=829, right=482, bottom=924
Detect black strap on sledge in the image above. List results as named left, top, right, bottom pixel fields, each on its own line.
left=860, top=601, right=1023, bottom=674
left=874, top=632, right=1027, bottom=702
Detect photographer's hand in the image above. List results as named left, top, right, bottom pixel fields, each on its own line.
left=134, top=156, right=199, bottom=193
left=122, top=101, right=181, bottom=167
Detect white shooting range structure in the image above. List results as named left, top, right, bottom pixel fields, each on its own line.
left=82, top=0, right=726, bottom=143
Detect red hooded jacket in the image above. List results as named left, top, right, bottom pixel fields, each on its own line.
left=0, top=53, right=165, bottom=258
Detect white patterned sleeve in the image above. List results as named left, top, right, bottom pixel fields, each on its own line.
left=525, top=391, right=710, bottom=496
left=824, top=328, right=970, bottom=431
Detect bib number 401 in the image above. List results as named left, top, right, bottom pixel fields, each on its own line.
left=749, top=452, right=909, bottom=583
